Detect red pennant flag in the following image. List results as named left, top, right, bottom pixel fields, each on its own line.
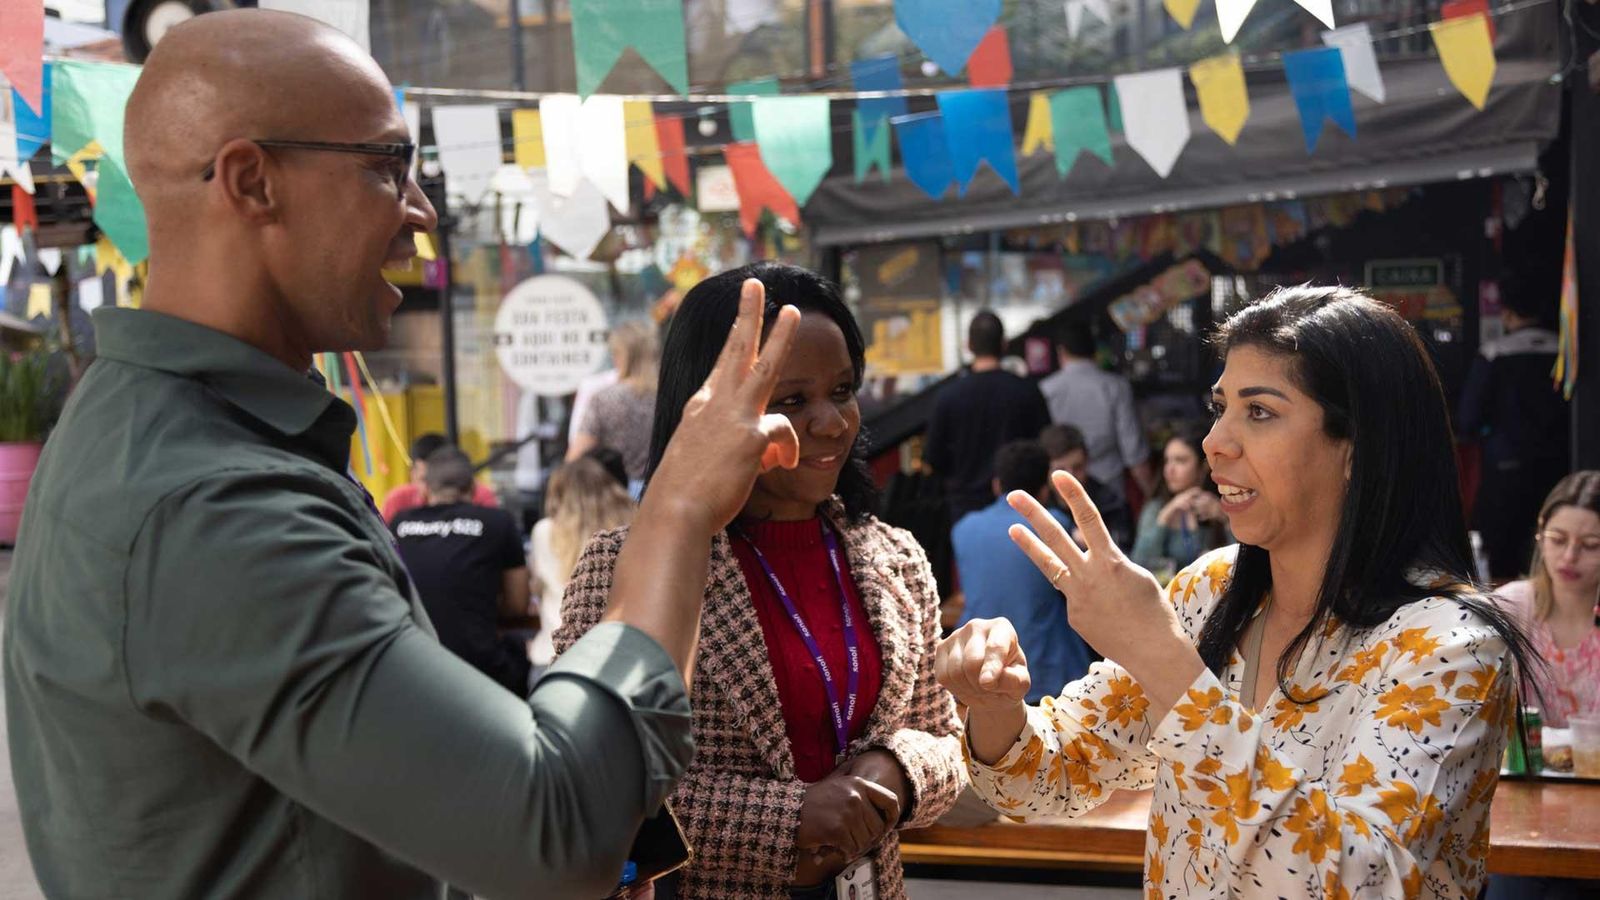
left=0, top=0, right=44, bottom=112
left=722, top=142, right=799, bottom=237
left=12, top=183, right=37, bottom=232
left=967, top=27, right=1012, bottom=88
left=655, top=114, right=692, bottom=198
left=1442, top=0, right=1495, bottom=40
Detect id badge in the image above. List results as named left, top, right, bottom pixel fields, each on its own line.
left=833, top=857, right=877, bottom=900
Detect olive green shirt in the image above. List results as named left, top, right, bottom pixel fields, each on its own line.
left=4, top=308, right=692, bottom=899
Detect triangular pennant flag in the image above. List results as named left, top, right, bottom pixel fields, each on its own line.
left=1065, top=0, right=1111, bottom=38
left=1292, top=0, right=1336, bottom=29
left=936, top=89, right=1018, bottom=195
left=0, top=225, right=20, bottom=286
left=728, top=76, right=779, bottom=144
left=577, top=95, right=631, bottom=214
left=52, top=61, right=148, bottom=263
left=0, top=83, right=34, bottom=194
left=1443, top=0, right=1496, bottom=39
left=892, top=112, right=957, bottom=200
left=624, top=100, right=666, bottom=191
left=851, top=56, right=907, bottom=143
left=259, top=0, right=370, bottom=51
left=570, top=0, right=688, bottom=97
left=1430, top=13, right=1495, bottom=110
left=1282, top=46, right=1357, bottom=151
left=1115, top=69, right=1190, bottom=177
left=0, top=0, right=44, bottom=113
left=853, top=111, right=891, bottom=183
left=655, top=113, right=691, bottom=196
left=26, top=282, right=50, bottom=320
left=431, top=104, right=504, bottom=203
left=512, top=108, right=546, bottom=170
left=530, top=171, right=613, bottom=260
left=1216, top=0, right=1260, bottom=43
left=752, top=96, right=831, bottom=206
left=11, top=183, right=35, bottom=231
left=402, top=100, right=421, bottom=170
left=540, top=94, right=583, bottom=196
left=13, top=61, right=48, bottom=162
left=1049, top=86, right=1113, bottom=176
left=1021, top=92, right=1054, bottom=156
left=1105, top=82, right=1123, bottom=133
left=1188, top=53, right=1250, bottom=145
left=37, top=246, right=59, bottom=275
left=967, top=27, right=1013, bottom=87
left=722, top=142, right=800, bottom=237
left=895, top=0, right=1001, bottom=75
left=1165, top=0, right=1203, bottom=30
left=1322, top=23, right=1386, bottom=103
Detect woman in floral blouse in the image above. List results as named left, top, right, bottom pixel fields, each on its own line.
left=937, top=286, right=1538, bottom=899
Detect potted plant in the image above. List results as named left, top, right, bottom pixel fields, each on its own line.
left=0, top=348, right=60, bottom=545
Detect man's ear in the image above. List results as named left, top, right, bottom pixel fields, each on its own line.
left=211, top=139, right=279, bottom=224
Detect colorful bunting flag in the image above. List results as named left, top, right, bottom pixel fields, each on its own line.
left=529, top=171, right=613, bottom=260
left=895, top=0, right=1001, bottom=75
left=577, top=95, right=631, bottom=213
left=431, top=104, right=503, bottom=204
left=512, top=108, right=546, bottom=170
left=1021, top=92, right=1054, bottom=156
left=0, top=83, right=33, bottom=194
left=752, top=96, right=831, bottom=206
left=937, top=89, right=1019, bottom=195
left=1443, top=0, right=1496, bottom=39
left=0, top=225, right=19, bottom=286
left=1115, top=69, right=1190, bottom=178
left=52, top=61, right=147, bottom=263
left=0, top=0, right=44, bottom=113
left=655, top=113, right=692, bottom=196
left=1283, top=47, right=1356, bottom=152
left=1430, top=13, right=1496, bottom=110
left=571, top=0, right=689, bottom=98
left=25, top=282, right=49, bottom=320
left=1164, top=0, right=1202, bottom=30
left=1188, top=53, right=1249, bottom=145
left=1065, top=0, right=1111, bottom=39
left=1215, top=0, right=1259, bottom=43
left=893, top=112, right=957, bottom=200
left=1049, top=86, right=1113, bottom=176
left=624, top=100, right=666, bottom=191
left=12, top=182, right=35, bottom=230
left=722, top=141, right=800, bottom=237
left=728, top=76, right=779, bottom=144
left=967, top=27, right=1013, bottom=87
left=851, top=56, right=907, bottom=142
left=12, top=61, right=48, bottom=162
left=1291, top=0, right=1336, bottom=29
left=1322, top=23, right=1386, bottom=103
left=541, top=94, right=583, bottom=196
left=853, top=111, right=891, bottom=183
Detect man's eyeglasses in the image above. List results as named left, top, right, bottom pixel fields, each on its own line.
left=1538, top=530, right=1600, bottom=556
left=202, top=139, right=416, bottom=194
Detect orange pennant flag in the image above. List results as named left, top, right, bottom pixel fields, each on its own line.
left=722, top=142, right=799, bottom=237
left=967, top=27, right=1012, bottom=87
left=655, top=113, right=692, bottom=197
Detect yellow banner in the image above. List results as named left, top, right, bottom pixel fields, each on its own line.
left=1430, top=14, right=1495, bottom=110
left=1164, top=0, right=1202, bottom=29
left=1189, top=53, right=1250, bottom=145
left=511, top=108, right=546, bottom=170
left=624, top=100, right=666, bottom=190
left=1021, top=91, right=1054, bottom=156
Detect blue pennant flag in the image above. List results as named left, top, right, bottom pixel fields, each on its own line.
left=1282, top=47, right=1356, bottom=153
left=851, top=56, right=907, bottom=143
left=14, top=63, right=51, bottom=162
left=895, top=0, right=1001, bottom=76
left=892, top=112, right=957, bottom=200
left=937, top=88, right=1018, bottom=195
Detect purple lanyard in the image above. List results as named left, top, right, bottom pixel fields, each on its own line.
left=736, top=519, right=862, bottom=757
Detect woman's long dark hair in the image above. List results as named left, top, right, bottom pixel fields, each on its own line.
left=1196, top=285, right=1540, bottom=705
left=644, top=261, right=879, bottom=521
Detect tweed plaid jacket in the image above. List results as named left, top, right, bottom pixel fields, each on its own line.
left=553, top=502, right=965, bottom=899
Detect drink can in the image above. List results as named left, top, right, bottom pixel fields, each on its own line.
left=1506, top=706, right=1543, bottom=774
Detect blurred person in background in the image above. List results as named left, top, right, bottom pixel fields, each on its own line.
left=1130, top=422, right=1232, bottom=580
left=1038, top=423, right=1133, bottom=548
left=568, top=319, right=659, bottom=495
left=529, top=456, right=636, bottom=675
left=1039, top=320, right=1156, bottom=506
left=382, top=432, right=497, bottom=523
left=557, top=263, right=963, bottom=900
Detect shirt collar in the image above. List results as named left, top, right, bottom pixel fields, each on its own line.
left=92, top=307, right=341, bottom=437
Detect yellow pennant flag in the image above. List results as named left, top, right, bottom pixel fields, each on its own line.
left=1430, top=13, right=1495, bottom=110
left=512, top=109, right=546, bottom=170
left=1189, top=53, right=1250, bottom=145
left=624, top=100, right=666, bottom=191
left=414, top=231, right=438, bottom=261
left=94, top=234, right=133, bottom=282
left=1021, top=92, right=1054, bottom=156
left=26, top=283, right=52, bottom=319
left=1164, top=0, right=1202, bottom=29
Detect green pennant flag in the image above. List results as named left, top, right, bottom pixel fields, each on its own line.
left=571, top=0, right=689, bottom=98
left=52, top=61, right=148, bottom=263
left=853, top=110, right=891, bottom=183
left=1050, top=86, right=1114, bottom=178
left=753, top=96, right=831, bottom=205
left=728, top=76, right=780, bottom=143
left=1105, top=83, right=1123, bottom=134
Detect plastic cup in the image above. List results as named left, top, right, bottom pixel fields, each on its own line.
left=1570, top=714, right=1600, bottom=778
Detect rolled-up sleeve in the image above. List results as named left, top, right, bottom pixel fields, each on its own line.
left=124, top=471, right=692, bottom=900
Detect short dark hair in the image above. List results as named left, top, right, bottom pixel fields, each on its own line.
left=410, top=433, right=449, bottom=464
left=968, top=311, right=1004, bottom=359
left=582, top=446, right=629, bottom=490
left=423, top=448, right=474, bottom=496
left=1058, top=321, right=1096, bottom=359
left=1038, top=423, right=1086, bottom=459
left=646, top=261, right=879, bottom=521
left=994, top=440, right=1050, bottom=496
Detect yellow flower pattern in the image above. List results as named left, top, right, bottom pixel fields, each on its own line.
left=967, top=546, right=1514, bottom=899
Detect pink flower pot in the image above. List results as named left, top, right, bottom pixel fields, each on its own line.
left=0, top=441, right=43, bottom=546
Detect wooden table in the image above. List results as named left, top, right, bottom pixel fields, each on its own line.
left=900, top=780, right=1600, bottom=879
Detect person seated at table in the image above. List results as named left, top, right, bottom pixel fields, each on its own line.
left=381, top=432, right=498, bottom=523
left=938, top=285, right=1539, bottom=899
left=1038, top=423, right=1133, bottom=549
left=556, top=263, right=964, bottom=900
left=1129, top=421, right=1232, bottom=580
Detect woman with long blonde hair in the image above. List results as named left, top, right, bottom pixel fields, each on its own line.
left=567, top=320, right=660, bottom=493
left=528, top=456, right=635, bottom=669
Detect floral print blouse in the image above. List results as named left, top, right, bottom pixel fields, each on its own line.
left=968, top=546, right=1516, bottom=900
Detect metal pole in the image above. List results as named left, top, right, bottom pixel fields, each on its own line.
left=509, top=0, right=527, bottom=92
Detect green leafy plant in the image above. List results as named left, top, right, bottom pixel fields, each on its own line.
left=0, top=350, right=59, bottom=444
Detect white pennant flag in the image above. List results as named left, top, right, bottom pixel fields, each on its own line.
left=259, top=0, right=370, bottom=51
left=1322, top=23, right=1386, bottom=103
left=1293, top=0, right=1336, bottom=30
left=1115, top=68, right=1190, bottom=178
left=577, top=95, right=631, bottom=215
left=0, top=84, right=34, bottom=195
left=1215, top=0, right=1259, bottom=43
left=530, top=172, right=612, bottom=261
left=540, top=94, right=583, bottom=198
left=77, top=277, right=104, bottom=313
left=431, top=105, right=504, bottom=204
left=0, top=226, right=23, bottom=287
left=38, top=247, right=61, bottom=276
left=491, top=164, right=541, bottom=245
left=1065, top=0, right=1112, bottom=38
left=402, top=101, right=422, bottom=171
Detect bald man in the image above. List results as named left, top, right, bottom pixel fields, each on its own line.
left=4, top=10, right=805, bottom=900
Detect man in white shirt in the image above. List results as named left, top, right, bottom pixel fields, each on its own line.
left=1038, top=321, right=1156, bottom=504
